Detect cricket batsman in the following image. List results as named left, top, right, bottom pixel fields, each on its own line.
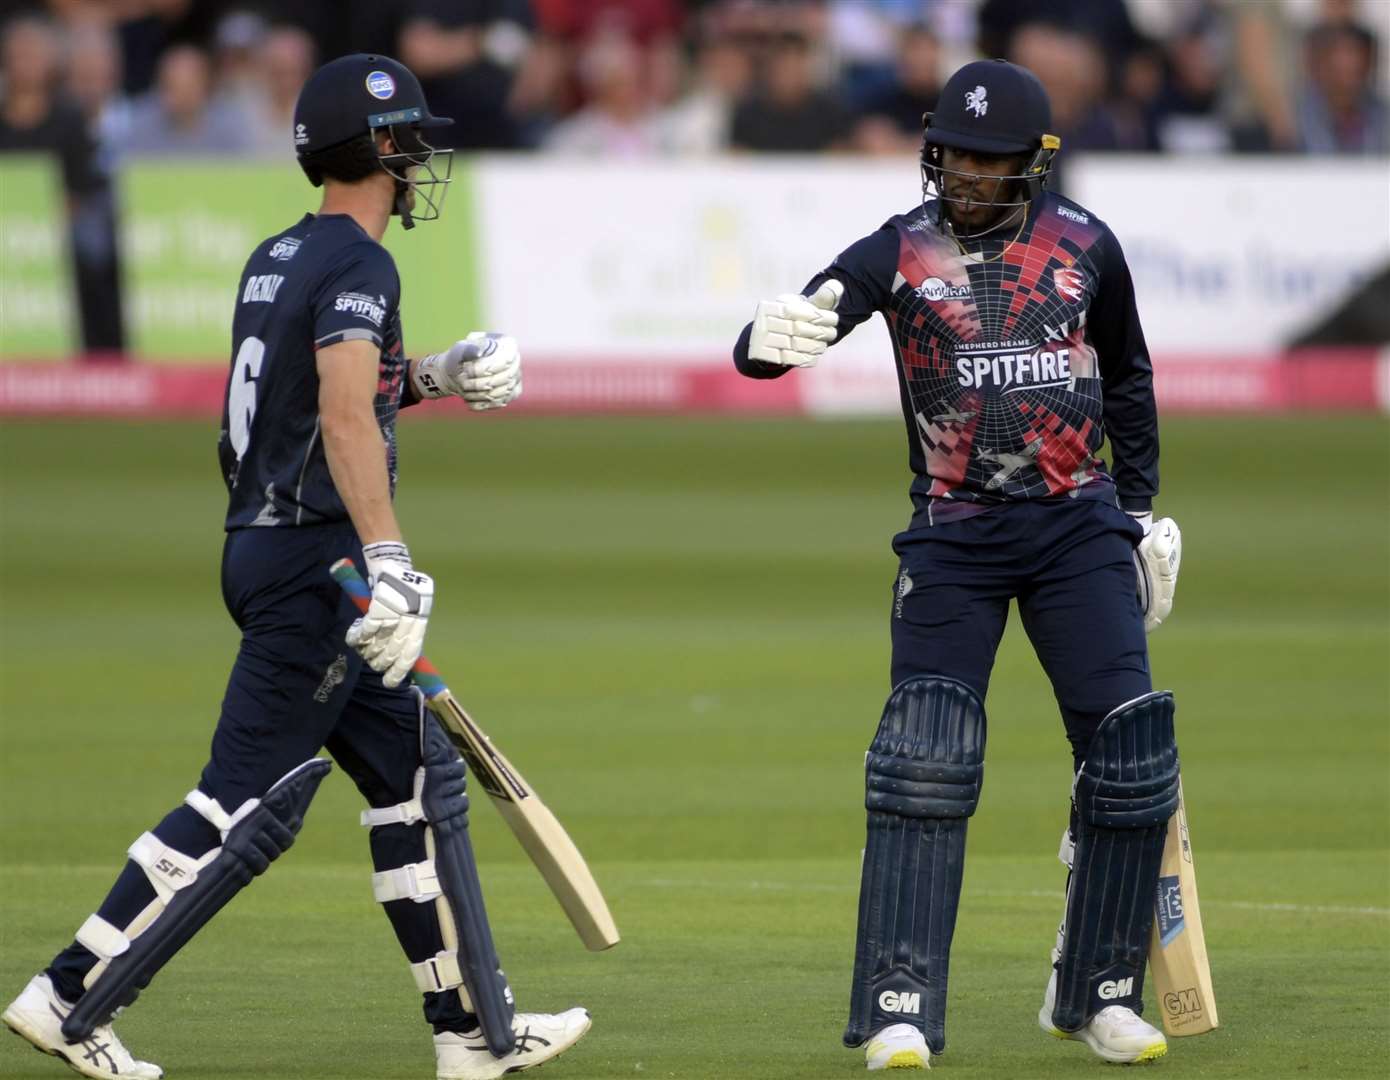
left=3, top=54, right=590, bottom=1079
left=733, top=59, right=1184, bottom=1070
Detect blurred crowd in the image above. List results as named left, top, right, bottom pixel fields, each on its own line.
left=2, top=0, right=1388, bottom=352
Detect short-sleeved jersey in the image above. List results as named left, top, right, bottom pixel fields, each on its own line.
left=735, top=191, right=1159, bottom=526
left=218, top=213, right=405, bottom=530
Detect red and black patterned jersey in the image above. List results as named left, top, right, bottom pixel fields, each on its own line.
left=219, top=213, right=406, bottom=530
left=734, top=191, right=1158, bottom=526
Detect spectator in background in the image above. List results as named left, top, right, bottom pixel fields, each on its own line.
left=852, top=21, right=942, bottom=155
left=828, top=0, right=925, bottom=110
left=544, top=26, right=659, bottom=155
left=1008, top=22, right=1121, bottom=155
left=979, top=0, right=1138, bottom=92
left=122, top=43, right=251, bottom=156
left=211, top=9, right=269, bottom=120
left=1297, top=20, right=1388, bottom=153
left=534, top=0, right=684, bottom=102
left=67, top=21, right=134, bottom=162
left=399, top=0, right=534, bottom=150
left=114, top=0, right=220, bottom=97
left=0, top=13, right=125, bottom=355
left=1148, top=10, right=1237, bottom=153
left=649, top=18, right=753, bottom=154
left=242, top=24, right=317, bottom=157
left=730, top=30, right=852, bottom=153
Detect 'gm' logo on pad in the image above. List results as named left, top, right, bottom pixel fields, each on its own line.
left=365, top=71, right=396, bottom=99
left=878, top=990, right=921, bottom=1014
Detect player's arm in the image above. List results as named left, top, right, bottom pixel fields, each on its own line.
left=733, top=226, right=897, bottom=378
left=1091, top=229, right=1158, bottom=514
left=317, top=339, right=433, bottom=686
left=404, top=332, right=523, bottom=410
left=318, top=339, right=401, bottom=543
left=1091, top=228, right=1181, bottom=632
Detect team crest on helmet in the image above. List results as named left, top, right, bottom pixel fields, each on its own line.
left=1053, top=267, right=1086, bottom=302
left=365, top=70, right=396, bottom=100
left=965, top=85, right=988, bottom=118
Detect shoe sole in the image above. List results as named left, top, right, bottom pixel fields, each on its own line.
left=4, top=1007, right=163, bottom=1080
left=5, top=1009, right=100, bottom=1080
left=866, top=1044, right=930, bottom=1071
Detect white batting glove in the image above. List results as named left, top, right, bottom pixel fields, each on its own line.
left=1130, top=514, right=1182, bottom=634
left=348, top=542, right=434, bottom=688
left=412, top=332, right=522, bottom=411
left=747, top=279, right=843, bottom=368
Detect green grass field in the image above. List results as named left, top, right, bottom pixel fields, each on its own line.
left=1, top=415, right=1386, bottom=1079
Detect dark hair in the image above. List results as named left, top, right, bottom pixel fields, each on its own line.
left=300, top=133, right=382, bottom=186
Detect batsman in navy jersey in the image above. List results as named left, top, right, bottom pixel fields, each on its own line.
left=4, top=54, right=590, bottom=1080
left=734, top=61, right=1185, bottom=1071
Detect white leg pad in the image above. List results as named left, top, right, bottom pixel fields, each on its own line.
left=372, top=860, right=442, bottom=904
left=411, top=950, right=468, bottom=995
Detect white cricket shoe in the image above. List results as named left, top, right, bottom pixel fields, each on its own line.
left=2, top=974, right=164, bottom=1079
left=1039, top=967, right=1167, bottom=1064
left=864, top=1023, right=930, bottom=1070
left=436, top=1007, right=591, bottom=1080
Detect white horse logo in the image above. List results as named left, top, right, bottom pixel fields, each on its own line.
left=965, top=85, right=988, bottom=118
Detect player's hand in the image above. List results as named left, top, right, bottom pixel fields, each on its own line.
left=413, top=332, right=522, bottom=411
left=348, top=542, right=434, bottom=688
left=1132, top=515, right=1181, bottom=634
left=747, top=279, right=843, bottom=368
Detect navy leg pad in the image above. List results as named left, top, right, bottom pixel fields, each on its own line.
left=62, top=758, right=331, bottom=1042
left=419, top=716, right=517, bottom=1056
left=1053, top=691, right=1179, bottom=1031
left=845, top=676, right=985, bottom=1055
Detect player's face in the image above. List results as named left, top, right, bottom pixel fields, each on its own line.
left=939, top=147, right=1027, bottom=232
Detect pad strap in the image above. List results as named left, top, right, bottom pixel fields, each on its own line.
left=372, top=860, right=442, bottom=903
left=410, top=950, right=465, bottom=993
left=128, top=832, right=214, bottom=904
left=361, top=767, right=428, bottom=827
left=184, top=788, right=261, bottom=839
left=76, top=914, right=130, bottom=964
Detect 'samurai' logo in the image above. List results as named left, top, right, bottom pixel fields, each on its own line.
left=916, top=276, right=972, bottom=302
left=313, top=654, right=348, bottom=703
left=965, top=85, right=988, bottom=118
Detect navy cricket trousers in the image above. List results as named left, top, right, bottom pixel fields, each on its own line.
left=890, top=496, right=1151, bottom=767
left=49, top=522, right=472, bottom=1031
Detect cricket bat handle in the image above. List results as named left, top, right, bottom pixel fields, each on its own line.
left=330, top=558, right=453, bottom=696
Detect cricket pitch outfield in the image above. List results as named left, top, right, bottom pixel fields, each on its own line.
left=1, top=415, right=1386, bottom=1078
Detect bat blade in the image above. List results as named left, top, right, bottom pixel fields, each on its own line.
left=1148, top=779, right=1218, bottom=1035
left=432, top=689, right=620, bottom=952
left=329, top=558, right=619, bottom=951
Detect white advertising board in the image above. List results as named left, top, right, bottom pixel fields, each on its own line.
left=473, top=157, right=916, bottom=366
left=1067, top=156, right=1389, bottom=351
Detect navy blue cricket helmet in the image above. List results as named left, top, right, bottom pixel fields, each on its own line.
left=293, top=54, right=454, bottom=228
left=921, top=59, right=1061, bottom=235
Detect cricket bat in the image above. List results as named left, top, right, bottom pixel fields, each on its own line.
left=331, top=559, right=620, bottom=952
left=1148, top=778, right=1217, bottom=1035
